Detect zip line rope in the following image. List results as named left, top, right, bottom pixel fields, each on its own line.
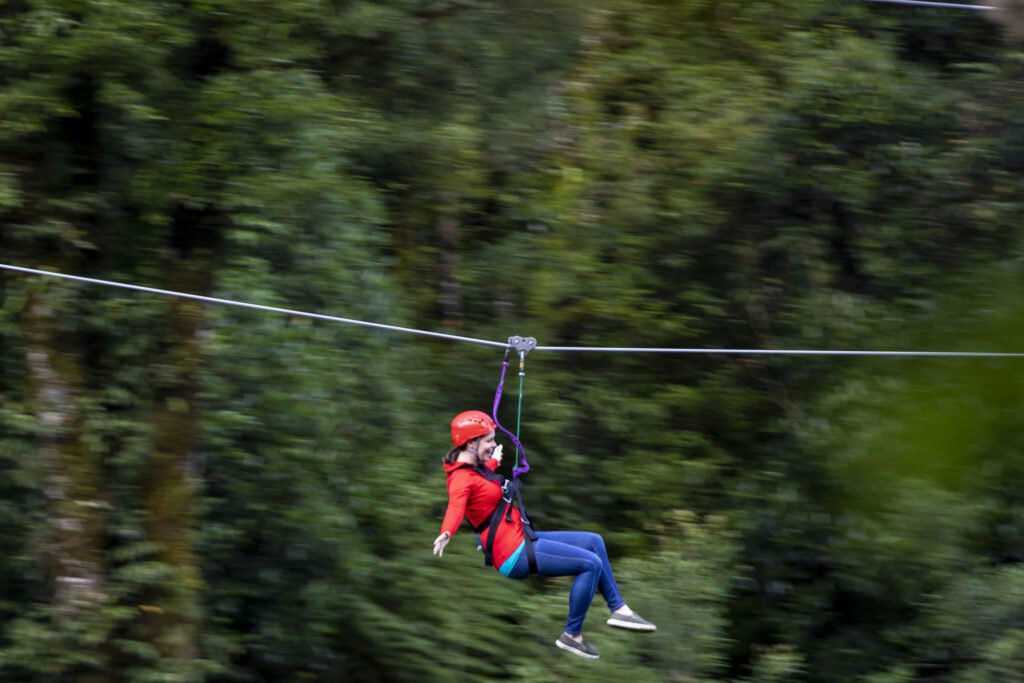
left=3, top=263, right=1023, bottom=358
left=863, top=0, right=996, bottom=10
left=534, top=345, right=1023, bottom=357
left=0, top=263, right=506, bottom=349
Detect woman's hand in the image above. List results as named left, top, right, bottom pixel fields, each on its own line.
left=491, top=443, right=503, bottom=465
left=433, top=531, right=451, bottom=557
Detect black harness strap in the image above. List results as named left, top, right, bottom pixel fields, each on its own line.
left=512, top=479, right=538, bottom=574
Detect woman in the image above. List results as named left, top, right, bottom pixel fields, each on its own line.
left=432, top=410, right=656, bottom=660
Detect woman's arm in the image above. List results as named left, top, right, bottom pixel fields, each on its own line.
left=436, top=476, right=472, bottom=546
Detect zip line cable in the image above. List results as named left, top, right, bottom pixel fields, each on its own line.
left=533, top=345, right=1023, bottom=357
left=0, top=263, right=506, bottom=349
left=3, top=263, right=1023, bottom=358
left=863, top=0, right=996, bottom=10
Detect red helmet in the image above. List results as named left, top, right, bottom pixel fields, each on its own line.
left=450, top=410, right=496, bottom=447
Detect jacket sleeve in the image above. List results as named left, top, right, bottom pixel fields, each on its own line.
left=485, top=457, right=500, bottom=472
left=440, top=473, right=472, bottom=538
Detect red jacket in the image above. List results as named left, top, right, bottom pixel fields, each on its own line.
left=440, top=458, right=524, bottom=571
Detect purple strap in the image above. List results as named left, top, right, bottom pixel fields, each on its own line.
left=491, top=360, right=529, bottom=479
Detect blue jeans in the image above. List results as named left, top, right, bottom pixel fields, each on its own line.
left=506, top=530, right=626, bottom=634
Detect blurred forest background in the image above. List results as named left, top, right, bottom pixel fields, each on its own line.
left=3, top=0, right=1024, bottom=681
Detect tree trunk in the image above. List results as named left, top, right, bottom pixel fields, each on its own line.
left=436, top=190, right=463, bottom=328
left=24, top=282, right=111, bottom=683
left=140, top=211, right=219, bottom=667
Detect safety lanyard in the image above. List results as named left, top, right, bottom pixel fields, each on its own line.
left=490, top=336, right=536, bottom=479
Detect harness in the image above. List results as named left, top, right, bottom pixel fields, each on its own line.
left=452, top=463, right=538, bottom=573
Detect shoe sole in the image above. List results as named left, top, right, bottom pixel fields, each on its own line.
left=606, top=617, right=657, bottom=632
left=555, top=638, right=600, bottom=660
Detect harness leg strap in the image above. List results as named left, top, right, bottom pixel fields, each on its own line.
left=525, top=537, right=538, bottom=574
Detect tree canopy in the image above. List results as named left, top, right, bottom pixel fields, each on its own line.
left=2, top=1, right=1023, bottom=681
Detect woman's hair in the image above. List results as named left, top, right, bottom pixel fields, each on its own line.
left=443, top=445, right=461, bottom=465
left=443, top=435, right=481, bottom=464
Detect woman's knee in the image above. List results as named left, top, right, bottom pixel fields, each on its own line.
left=583, top=532, right=606, bottom=554
left=578, top=558, right=602, bottom=587
left=569, top=550, right=602, bottom=577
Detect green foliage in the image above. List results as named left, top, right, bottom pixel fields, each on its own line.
left=1, top=0, right=1024, bottom=681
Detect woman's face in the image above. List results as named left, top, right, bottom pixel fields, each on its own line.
left=472, top=431, right=498, bottom=461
